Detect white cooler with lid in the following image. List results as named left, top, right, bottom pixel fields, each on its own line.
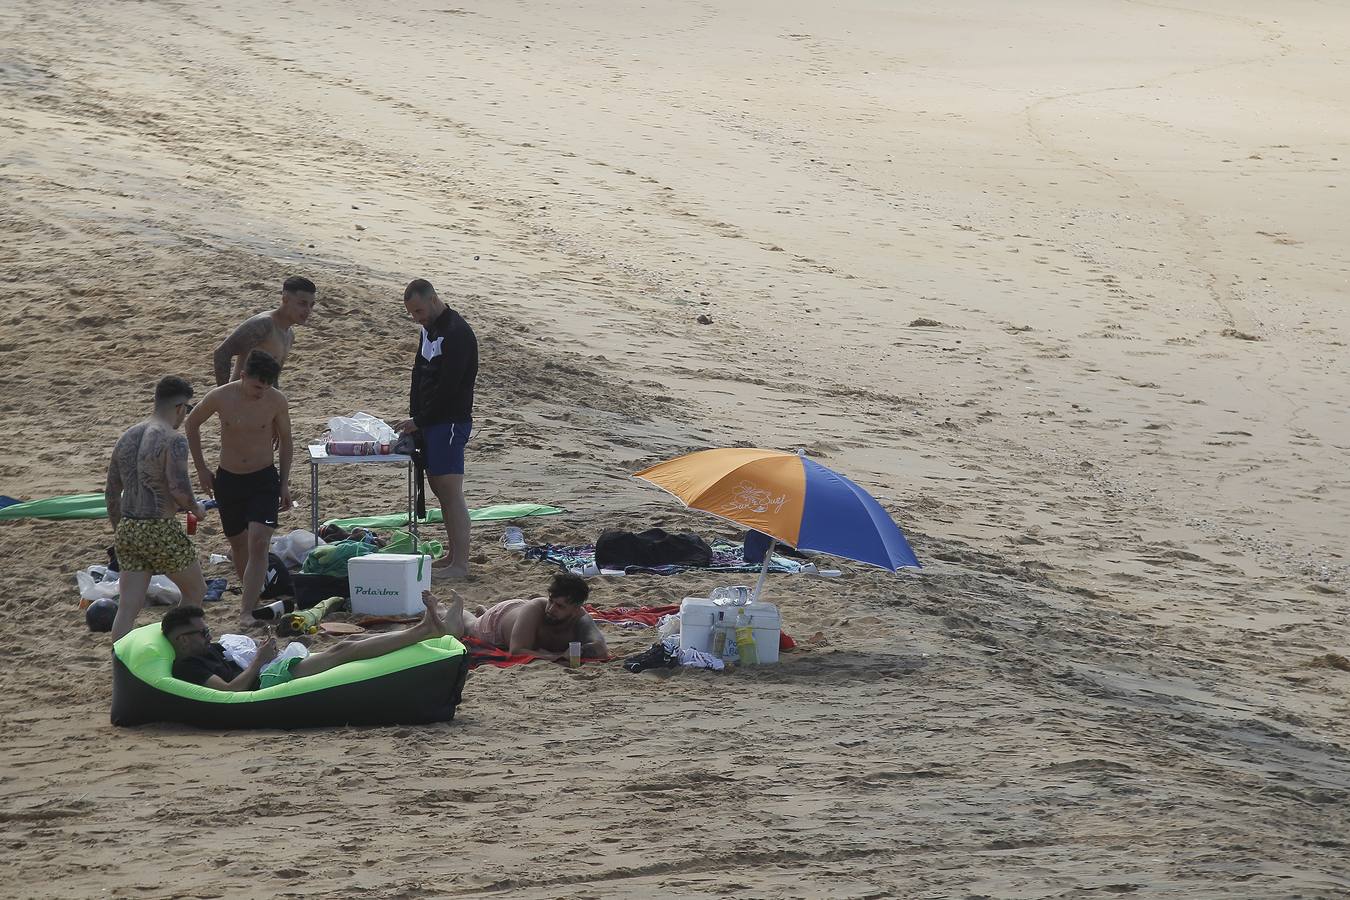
left=679, top=597, right=782, bottom=664
left=347, top=553, right=431, bottom=617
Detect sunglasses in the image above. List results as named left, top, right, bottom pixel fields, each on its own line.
left=175, top=627, right=209, bottom=640
left=178, top=401, right=196, bottom=413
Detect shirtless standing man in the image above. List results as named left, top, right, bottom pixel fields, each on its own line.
left=450, top=573, right=608, bottom=660
left=104, top=376, right=208, bottom=640
left=212, top=276, right=316, bottom=385
left=186, top=350, right=293, bottom=628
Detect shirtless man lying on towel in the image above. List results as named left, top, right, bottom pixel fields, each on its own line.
left=444, top=572, right=608, bottom=660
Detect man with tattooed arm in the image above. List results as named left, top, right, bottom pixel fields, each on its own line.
left=104, top=376, right=208, bottom=640
left=212, top=276, right=316, bottom=385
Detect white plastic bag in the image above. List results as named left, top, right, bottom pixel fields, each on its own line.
left=77, top=566, right=180, bottom=605
left=328, top=412, right=396, bottom=444
left=76, top=566, right=120, bottom=603
left=657, top=613, right=681, bottom=640
left=218, top=633, right=258, bottom=668
left=220, top=634, right=309, bottom=670
left=271, top=529, right=322, bottom=569
left=146, top=575, right=182, bottom=606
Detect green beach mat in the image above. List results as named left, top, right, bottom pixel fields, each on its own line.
left=0, top=493, right=107, bottom=521
left=0, top=494, right=563, bottom=526
left=327, top=503, right=563, bottom=530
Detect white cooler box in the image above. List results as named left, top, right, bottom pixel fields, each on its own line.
left=679, top=597, right=781, bottom=664
left=347, top=553, right=432, bottom=617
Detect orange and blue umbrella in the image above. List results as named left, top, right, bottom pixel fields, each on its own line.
left=633, top=448, right=920, bottom=572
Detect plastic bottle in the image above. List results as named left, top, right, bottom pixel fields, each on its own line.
left=186, top=511, right=198, bottom=535
left=711, top=610, right=728, bottom=658
left=734, top=608, right=757, bottom=667
left=251, top=597, right=296, bottom=621
left=711, top=586, right=751, bottom=605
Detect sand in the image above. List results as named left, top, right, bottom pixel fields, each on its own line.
left=2, top=0, right=1349, bottom=896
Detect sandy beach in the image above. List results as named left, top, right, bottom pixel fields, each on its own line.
left=2, top=0, right=1349, bottom=896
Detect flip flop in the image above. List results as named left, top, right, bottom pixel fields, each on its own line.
left=319, top=622, right=366, bottom=636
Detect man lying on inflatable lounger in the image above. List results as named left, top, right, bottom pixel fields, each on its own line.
left=163, top=592, right=460, bottom=691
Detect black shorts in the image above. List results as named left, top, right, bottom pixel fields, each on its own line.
left=215, top=465, right=280, bottom=537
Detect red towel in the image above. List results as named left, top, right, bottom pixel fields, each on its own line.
left=462, top=635, right=613, bottom=669
left=585, top=604, right=680, bottom=627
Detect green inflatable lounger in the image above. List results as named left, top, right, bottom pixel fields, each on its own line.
left=111, top=624, right=470, bottom=728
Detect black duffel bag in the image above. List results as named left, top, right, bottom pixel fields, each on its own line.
left=291, top=574, right=350, bottom=610
left=595, top=528, right=713, bottom=569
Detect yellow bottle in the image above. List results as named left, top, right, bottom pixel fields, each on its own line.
left=735, top=608, right=757, bottom=667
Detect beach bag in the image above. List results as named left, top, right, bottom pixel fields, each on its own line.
left=292, top=574, right=349, bottom=610
left=595, top=528, right=713, bottom=569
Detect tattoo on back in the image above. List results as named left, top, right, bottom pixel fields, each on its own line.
left=111, top=421, right=178, bottom=518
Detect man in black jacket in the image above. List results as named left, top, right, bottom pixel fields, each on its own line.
left=396, top=279, right=479, bottom=578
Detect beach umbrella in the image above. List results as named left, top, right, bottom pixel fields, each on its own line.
left=633, top=447, right=919, bottom=600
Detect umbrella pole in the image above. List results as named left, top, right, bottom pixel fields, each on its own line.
left=751, top=539, right=775, bottom=602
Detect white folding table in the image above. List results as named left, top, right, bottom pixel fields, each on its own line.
left=307, top=444, right=418, bottom=549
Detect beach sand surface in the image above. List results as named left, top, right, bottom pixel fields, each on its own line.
left=1, top=0, right=1349, bottom=896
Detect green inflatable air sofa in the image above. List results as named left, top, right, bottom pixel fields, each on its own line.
left=111, top=625, right=469, bottom=728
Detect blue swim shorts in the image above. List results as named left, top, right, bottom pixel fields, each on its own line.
left=422, top=420, right=472, bottom=476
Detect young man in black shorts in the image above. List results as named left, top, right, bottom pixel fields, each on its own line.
left=186, top=350, right=293, bottom=629
left=396, top=279, right=478, bottom=579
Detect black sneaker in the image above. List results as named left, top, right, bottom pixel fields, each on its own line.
left=623, top=642, right=677, bottom=673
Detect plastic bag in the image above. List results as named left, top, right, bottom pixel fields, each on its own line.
left=270, top=529, right=322, bottom=569
left=328, top=412, right=396, bottom=444
left=218, top=633, right=258, bottom=668
left=77, top=566, right=181, bottom=606
left=657, top=613, right=681, bottom=639
left=77, top=566, right=120, bottom=604
left=146, top=576, right=182, bottom=606
left=220, top=634, right=309, bottom=670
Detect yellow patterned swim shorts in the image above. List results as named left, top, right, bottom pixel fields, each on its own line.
left=115, top=518, right=195, bottom=574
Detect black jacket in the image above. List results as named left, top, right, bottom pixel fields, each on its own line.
left=410, top=306, right=478, bottom=426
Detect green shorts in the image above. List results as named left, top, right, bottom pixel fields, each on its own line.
left=258, top=655, right=303, bottom=689
left=115, top=518, right=195, bottom=574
